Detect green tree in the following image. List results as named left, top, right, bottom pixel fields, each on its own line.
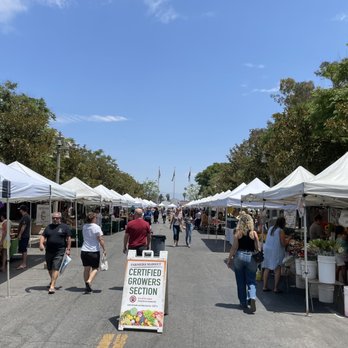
left=185, top=184, right=201, bottom=201
left=142, top=179, right=160, bottom=202
left=0, top=81, right=56, bottom=171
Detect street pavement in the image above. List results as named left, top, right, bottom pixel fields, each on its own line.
left=0, top=221, right=347, bottom=348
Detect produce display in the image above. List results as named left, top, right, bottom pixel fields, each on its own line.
left=120, top=308, right=164, bottom=327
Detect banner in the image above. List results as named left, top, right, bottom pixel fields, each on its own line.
left=36, top=204, right=50, bottom=225
left=119, top=250, right=168, bottom=333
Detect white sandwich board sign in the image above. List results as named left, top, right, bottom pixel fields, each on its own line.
left=118, top=250, right=168, bottom=333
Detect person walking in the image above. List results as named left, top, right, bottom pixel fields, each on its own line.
left=16, top=205, right=31, bottom=270
left=184, top=214, right=193, bottom=248
left=170, top=208, right=183, bottom=247
left=153, top=207, right=159, bottom=224
left=123, top=208, right=151, bottom=256
left=262, top=216, right=289, bottom=293
left=143, top=208, right=152, bottom=225
left=81, top=212, right=106, bottom=294
left=227, top=211, right=260, bottom=313
left=161, top=209, right=167, bottom=224
left=39, top=212, right=72, bottom=294
left=0, top=211, right=11, bottom=273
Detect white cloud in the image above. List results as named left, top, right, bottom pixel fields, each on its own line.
left=55, top=114, right=128, bottom=124
left=36, top=0, right=70, bottom=8
left=243, top=63, right=265, bottom=69
left=252, top=86, right=279, bottom=93
left=332, top=13, right=348, bottom=22
left=144, top=0, right=179, bottom=24
left=0, top=0, right=27, bottom=25
left=0, top=0, right=70, bottom=28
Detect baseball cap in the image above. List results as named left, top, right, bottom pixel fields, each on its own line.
left=18, top=204, right=28, bottom=212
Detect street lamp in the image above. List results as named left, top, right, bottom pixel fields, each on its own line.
left=261, top=153, right=274, bottom=187
left=55, top=132, right=72, bottom=184
left=55, top=132, right=63, bottom=184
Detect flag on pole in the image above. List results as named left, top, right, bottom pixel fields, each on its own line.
left=158, top=167, right=161, bottom=180
left=188, top=168, right=191, bottom=182
left=171, top=169, right=176, bottom=182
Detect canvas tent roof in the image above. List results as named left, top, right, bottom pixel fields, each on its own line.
left=211, top=178, right=269, bottom=207
left=94, top=185, right=116, bottom=203
left=244, top=153, right=348, bottom=208
left=0, top=161, right=51, bottom=202
left=242, top=166, right=315, bottom=207
left=62, top=177, right=101, bottom=204
left=9, top=161, right=76, bottom=201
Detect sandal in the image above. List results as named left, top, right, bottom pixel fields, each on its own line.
left=48, top=288, right=55, bottom=294
left=16, top=265, right=27, bottom=270
left=262, top=288, right=271, bottom=292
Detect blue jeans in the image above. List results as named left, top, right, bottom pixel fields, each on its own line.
left=173, top=225, right=180, bottom=241
left=233, top=251, right=257, bottom=307
left=185, top=223, right=192, bottom=245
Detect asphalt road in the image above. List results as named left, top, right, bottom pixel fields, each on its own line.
left=0, top=221, right=347, bottom=348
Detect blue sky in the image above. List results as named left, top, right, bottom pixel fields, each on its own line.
left=1, top=0, right=347, bottom=199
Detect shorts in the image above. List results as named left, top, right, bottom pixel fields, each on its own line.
left=81, top=250, right=100, bottom=269
left=46, top=249, right=66, bottom=271
left=18, top=238, right=29, bottom=253
left=129, top=245, right=147, bottom=257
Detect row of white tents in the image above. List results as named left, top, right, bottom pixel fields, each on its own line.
left=184, top=151, right=348, bottom=315
left=0, top=160, right=156, bottom=297
left=1, top=161, right=156, bottom=208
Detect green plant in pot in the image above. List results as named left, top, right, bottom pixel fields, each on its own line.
left=308, top=239, right=344, bottom=256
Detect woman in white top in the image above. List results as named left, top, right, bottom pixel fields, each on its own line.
left=81, top=212, right=106, bottom=293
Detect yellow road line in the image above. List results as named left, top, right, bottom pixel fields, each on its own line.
left=112, top=334, right=128, bottom=348
left=97, top=334, right=128, bottom=348
left=97, top=334, right=115, bottom=348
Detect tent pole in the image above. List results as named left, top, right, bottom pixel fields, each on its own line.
left=75, top=201, right=78, bottom=255
left=6, top=198, right=11, bottom=298
left=303, top=200, right=309, bottom=315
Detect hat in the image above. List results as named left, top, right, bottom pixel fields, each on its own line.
left=18, top=205, right=28, bottom=212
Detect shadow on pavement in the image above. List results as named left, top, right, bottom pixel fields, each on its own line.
left=109, top=286, right=123, bottom=291
left=201, top=238, right=227, bottom=253
left=0, top=253, right=46, bottom=285
left=223, top=259, right=339, bottom=314
left=215, top=303, right=244, bottom=310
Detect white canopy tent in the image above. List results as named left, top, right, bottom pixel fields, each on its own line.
left=110, top=189, right=128, bottom=206
left=9, top=161, right=76, bottom=201
left=242, top=166, right=315, bottom=206
left=0, top=161, right=54, bottom=297
left=94, top=185, right=116, bottom=204
left=61, top=177, right=102, bottom=204
left=123, top=193, right=136, bottom=206
left=242, top=153, right=348, bottom=315
left=213, top=178, right=269, bottom=208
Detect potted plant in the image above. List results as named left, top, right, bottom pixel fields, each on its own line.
left=308, top=239, right=343, bottom=256
left=308, top=239, right=343, bottom=284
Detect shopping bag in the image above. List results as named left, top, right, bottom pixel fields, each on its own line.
left=100, top=255, right=108, bottom=271
left=59, top=254, right=72, bottom=275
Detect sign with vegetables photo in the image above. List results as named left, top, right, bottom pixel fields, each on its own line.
left=119, top=251, right=168, bottom=333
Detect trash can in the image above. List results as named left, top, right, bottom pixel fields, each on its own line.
left=151, top=235, right=166, bottom=256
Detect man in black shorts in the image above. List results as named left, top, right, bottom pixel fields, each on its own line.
left=39, top=212, right=71, bottom=294
left=16, top=205, right=31, bottom=270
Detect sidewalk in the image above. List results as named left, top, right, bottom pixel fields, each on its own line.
left=0, top=222, right=347, bottom=348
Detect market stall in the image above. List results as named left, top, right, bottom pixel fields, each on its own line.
left=243, top=153, right=348, bottom=315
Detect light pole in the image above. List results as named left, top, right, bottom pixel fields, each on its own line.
left=55, top=132, right=64, bottom=184
left=54, top=132, right=71, bottom=211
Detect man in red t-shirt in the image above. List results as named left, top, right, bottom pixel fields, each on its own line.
left=123, top=208, right=151, bottom=256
